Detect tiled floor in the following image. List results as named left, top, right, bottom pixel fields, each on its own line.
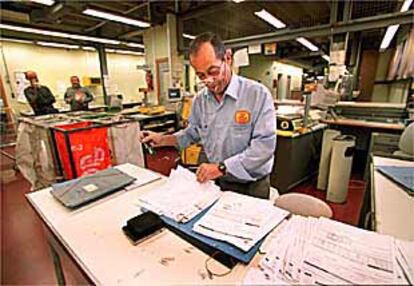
left=1, top=148, right=366, bottom=284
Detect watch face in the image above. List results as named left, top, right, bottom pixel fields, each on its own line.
left=219, top=163, right=226, bottom=173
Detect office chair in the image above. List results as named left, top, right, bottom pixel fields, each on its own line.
left=274, top=193, right=333, bottom=218
left=393, top=122, right=414, bottom=159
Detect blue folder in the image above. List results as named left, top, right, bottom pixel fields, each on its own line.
left=160, top=207, right=264, bottom=264
left=51, top=168, right=135, bottom=208
left=377, top=166, right=414, bottom=195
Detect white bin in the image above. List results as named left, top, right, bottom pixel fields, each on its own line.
left=317, top=129, right=341, bottom=190
left=327, top=135, right=356, bottom=203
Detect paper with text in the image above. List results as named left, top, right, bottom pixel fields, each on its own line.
left=137, top=166, right=221, bottom=223
left=246, top=216, right=411, bottom=285
left=193, top=192, right=289, bottom=252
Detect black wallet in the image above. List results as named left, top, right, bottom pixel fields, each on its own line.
left=122, top=212, right=165, bottom=245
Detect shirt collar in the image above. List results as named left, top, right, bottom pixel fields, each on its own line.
left=224, top=73, right=239, bottom=100
left=203, top=73, right=239, bottom=100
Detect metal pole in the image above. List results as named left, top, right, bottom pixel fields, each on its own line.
left=303, top=93, right=311, bottom=128
left=49, top=129, right=64, bottom=180
left=223, top=10, right=414, bottom=48
left=97, top=45, right=109, bottom=106
left=64, top=131, right=78, bottom=178
left=48, top=242, right=66, bottom=286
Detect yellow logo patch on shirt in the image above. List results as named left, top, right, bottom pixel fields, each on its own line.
left=235, top=110, right=251, bottom=124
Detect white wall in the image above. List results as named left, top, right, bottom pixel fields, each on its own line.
left=143, top=15, right=184, bottom=104
left=239, top=54, right=274, bottom=92
left=272, top=61, right=303, bottom=91
left=0, top=40, right=146, bottom=113
left=143, top=24, right=168, bottom=104
left=239, top=54, right=303, bottom=99
left=106, top=52, right=147, bottom=103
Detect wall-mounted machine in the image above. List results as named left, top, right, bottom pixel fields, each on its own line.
left=167, top=88, right=181, bottom=102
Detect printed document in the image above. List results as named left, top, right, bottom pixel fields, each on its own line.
left=193, top=191, right=289, bottom=252
left=245, top=216, right=412, bottom=285
left=137, top=166, right=221, bottom=223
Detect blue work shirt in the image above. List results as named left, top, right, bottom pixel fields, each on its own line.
left=175, top=74, right=276, bottom=182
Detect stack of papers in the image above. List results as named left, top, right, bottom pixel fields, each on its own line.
left=259, top=216, right=317, bottom=283
left=395, top=240, right=414, bottom=284
left=193, top=192, right=290, bottom=252
left=301, top=218, right=399, bottom=285
left=137, top=166, right=222, bottom=223
left=244, top=216, right=414, bottom=285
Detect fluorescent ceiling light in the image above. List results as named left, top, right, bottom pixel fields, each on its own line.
left=322, top=55, right=330, bottom=62
left=380, top=24, right=399, bottom=50
left=183, top=33, right=196, bottom=40
left=232, top=0, right=245, bottom=3
left=254, top=9, right=286, bottom=29
left=105, top=48, right=144, bottom=55
left=296, top=37, right=319, bottom=52
left=0, top=23, right=120, bottom=45
left=401, top=0, right=413, bottom=12
left=37, top=41, right=79, bottom=49
left=83, top=8, right=150, bottom=28
left=378, top=0, right=410, bottom=51
left=30, top=0, right=55, bottom=6
left=1, top=38, right=33, bottom=44
left=115, top=50, right=144, bottom=56
left=82, top=46, right=96, bottom=51
left=125, top=42, right=144, bottom=49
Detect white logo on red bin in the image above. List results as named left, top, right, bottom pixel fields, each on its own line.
left=79, top=147, right=108, bottom=175
left=71, top=144, right=83, bottom=152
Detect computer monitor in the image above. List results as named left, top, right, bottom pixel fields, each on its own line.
left=167, top=88, right=181, bottom=102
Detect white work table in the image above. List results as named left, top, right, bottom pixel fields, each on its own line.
left=372, top=156, right=414, bottom=241
left=26, top=167, right=253, bottom=285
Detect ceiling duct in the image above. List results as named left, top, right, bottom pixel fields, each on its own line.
left=29, top=3, right=79, bottom=24
left=1, top=10, right=30, bottom=24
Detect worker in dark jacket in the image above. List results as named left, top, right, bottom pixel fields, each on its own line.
left=64, top=76, right=94, bottom=111
left=23, top=71, right=58, bottom=116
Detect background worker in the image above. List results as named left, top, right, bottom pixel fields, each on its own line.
left=64, top=76, right=94, bottom=111
left=23, top=71, right=58, bottom=116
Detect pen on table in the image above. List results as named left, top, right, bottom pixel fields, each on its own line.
left=245, top=222, right=260, bottom=228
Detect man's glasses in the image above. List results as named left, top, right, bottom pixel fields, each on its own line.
left=196, top=61, right=225, bottom=82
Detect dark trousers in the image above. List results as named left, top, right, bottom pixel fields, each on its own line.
left=216, top=175, right=270, bottom=199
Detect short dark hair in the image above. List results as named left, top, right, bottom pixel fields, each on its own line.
left=189, top=32, right=225, bottom=60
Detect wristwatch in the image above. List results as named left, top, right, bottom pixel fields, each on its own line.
left=218, top=162, right=227, bottom=175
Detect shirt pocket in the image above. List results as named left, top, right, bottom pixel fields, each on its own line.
left=197, top=121, right=222, bottom=158
left=196, top=124, right=208, bottom=142
left=231, top=123, right=252, bottom=154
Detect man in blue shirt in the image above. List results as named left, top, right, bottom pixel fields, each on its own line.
left=142, top=32, right=276, bottom=198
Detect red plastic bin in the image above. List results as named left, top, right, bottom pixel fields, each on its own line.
left=54, top=121, right=111, bottom=179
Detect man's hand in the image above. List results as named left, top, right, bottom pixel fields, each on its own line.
left=196, top=163, right=224, bottom=183
left=75, top=91, right=85, bottom=102
left=140, top=130, right=164, bottom=147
